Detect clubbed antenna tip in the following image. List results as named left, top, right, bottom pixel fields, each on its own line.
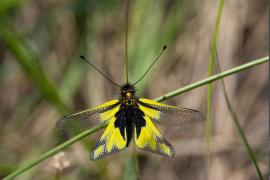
left=163, top=45, right=167, bottom=50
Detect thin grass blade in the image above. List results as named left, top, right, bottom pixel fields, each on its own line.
left=206, top=0, right=225, bottom=164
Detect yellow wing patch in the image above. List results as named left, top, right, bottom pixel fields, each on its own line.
left=72, top=99, right=120, bottom=123
left=138, top=98, right=205, bottom=127
left=71, top=99, right=119, bottom=116
left=138, top=103, right=160, bottom=120
left=135, top=115, right=174, bottom=158
left=95, top=99, right=119, bottom=108
left=99, top=104, right=120, bottom=122
left=138, top=98, right=174, bottom=120
left=56, top=100, right=120, bottom=130
left=139, top=98, right=175, bottom=108
left=90, top=116, right=127, bottom=160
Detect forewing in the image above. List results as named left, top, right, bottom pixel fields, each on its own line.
left=138, top=98, right=205, bottom=127
left=134, top=113, right=175, bottom=158
left=56, top=100, right=120, bottom=130
left=90, top=111, right=127, bottom=160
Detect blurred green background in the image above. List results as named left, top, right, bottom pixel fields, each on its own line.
left=0, top=0, right=268, bottom=179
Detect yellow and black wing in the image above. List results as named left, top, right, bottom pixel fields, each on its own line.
left=56, top=99, right=128, bottom=160
left=56, top=100, right=120, bottom=130
left=134, top=98, right=205, bottom=158
left=134, top=112, right=175, bottom=158
left=90, top=110, right=128, bottom=160
left=137, top=98, right=205, bottom=127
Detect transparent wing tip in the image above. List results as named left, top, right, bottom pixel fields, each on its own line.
left=196, top=110, right=206, bottom=121
left=55, top=116, right=67, bottom=129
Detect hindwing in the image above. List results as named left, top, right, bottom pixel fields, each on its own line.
left=134, top=107, right=175, bottom=158
left=90, top=108, right=132, bottom=160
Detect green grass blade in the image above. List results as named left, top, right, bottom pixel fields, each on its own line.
left=155, top=56, right=269, bottom=102
left=215, top=56, right=263, bottom=179
left=123, top=140, right=140, bottom=180
left=0, top=19, right=69, bottom=113
left=206, top=0, right=225, bottom=164
left=123, top=156, right=138, bottom=180
left=3, top=56, right=268, bottom=180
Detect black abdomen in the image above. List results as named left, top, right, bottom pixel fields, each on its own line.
left=114, top=106, right=134, bottom=147
left=114, top=99, right=146, bottom=147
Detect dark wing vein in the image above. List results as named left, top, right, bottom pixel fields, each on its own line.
left=138, top=99, right=205, bottom=127
left=56, top=100, right=120, bottom=130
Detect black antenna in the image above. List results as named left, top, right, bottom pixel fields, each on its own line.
left=132, top=45, right=167, bottom=86
left=80, top=56, right=121, bottom=88
left=125, top=0, right=130, bottom=84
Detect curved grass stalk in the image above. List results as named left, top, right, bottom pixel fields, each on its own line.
left=3, top=56, right=269, bottom=180
left=154, top=56, right=268, bottom=101
left=206, top=0, right=225, bottom=164
left=215, top=55, right=263, bottom=179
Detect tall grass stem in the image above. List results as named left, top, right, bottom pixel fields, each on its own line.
left=206, top=0, right=225, bottom=164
